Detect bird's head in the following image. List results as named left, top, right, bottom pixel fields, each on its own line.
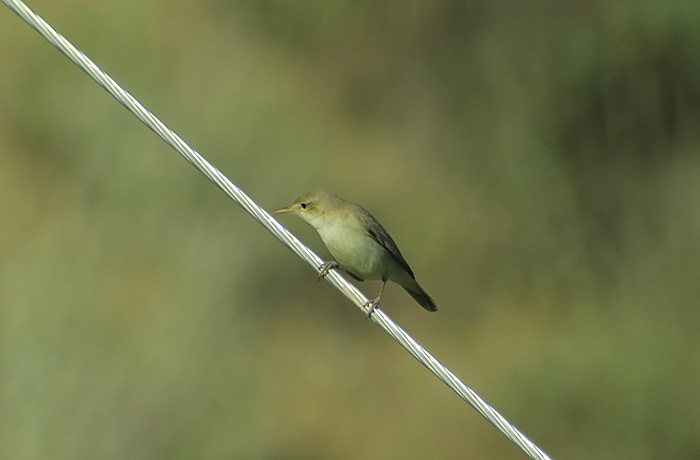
left=274, top=190, right=339, bottom=226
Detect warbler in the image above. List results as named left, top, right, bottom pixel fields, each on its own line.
left=274, top=190, right=438, bottom=316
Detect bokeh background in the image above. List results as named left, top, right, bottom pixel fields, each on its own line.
left=2, top=1, right=700, bottom=459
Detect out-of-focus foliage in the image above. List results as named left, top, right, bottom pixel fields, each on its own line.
left=2, top=1, right=700, bottom=459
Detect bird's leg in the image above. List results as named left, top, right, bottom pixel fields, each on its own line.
left=366, top=277, right=388, bottom=318
left=318, top=261, right=340, bottom=280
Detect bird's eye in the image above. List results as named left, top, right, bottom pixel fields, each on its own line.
left=301, top=202, right=307, bottom=209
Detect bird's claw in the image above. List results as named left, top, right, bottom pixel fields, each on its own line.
left=365, top=299, right=380, bottom=318
left=318, top=261, right=339, bottom=280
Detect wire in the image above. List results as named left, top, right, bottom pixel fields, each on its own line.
left=3, top=1, right=553, bottom=459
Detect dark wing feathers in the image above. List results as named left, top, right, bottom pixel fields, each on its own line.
left=358, top=206, right=416, bottom=279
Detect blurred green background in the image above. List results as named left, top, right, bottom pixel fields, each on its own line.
left=2, top=1, right=700, bottom=459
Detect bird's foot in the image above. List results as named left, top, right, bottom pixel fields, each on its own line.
left=364, top=298, right=380, bottom=318
left=318, top=261, right=340, bottom=280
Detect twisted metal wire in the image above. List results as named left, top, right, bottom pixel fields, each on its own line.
left=3, top=1, right=553, bottom=459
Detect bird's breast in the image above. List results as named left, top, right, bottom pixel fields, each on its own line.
left=315, top=219, right=388, bottom=280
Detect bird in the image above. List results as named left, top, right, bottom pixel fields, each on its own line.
left=274, top=190, right=438, bottom=316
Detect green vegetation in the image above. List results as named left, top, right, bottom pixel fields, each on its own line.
left=2, top=1, right=699, bottom=459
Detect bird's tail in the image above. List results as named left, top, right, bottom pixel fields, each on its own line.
left=403, top=282, right=438, bottom=312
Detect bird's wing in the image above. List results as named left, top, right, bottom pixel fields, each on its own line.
left=357, top=207, right=416, bottom=279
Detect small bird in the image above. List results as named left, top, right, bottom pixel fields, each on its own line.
left=274, top=190, right=438, bottom=316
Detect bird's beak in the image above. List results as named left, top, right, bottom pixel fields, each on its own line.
left=273, top=205, right=296, bottom=215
